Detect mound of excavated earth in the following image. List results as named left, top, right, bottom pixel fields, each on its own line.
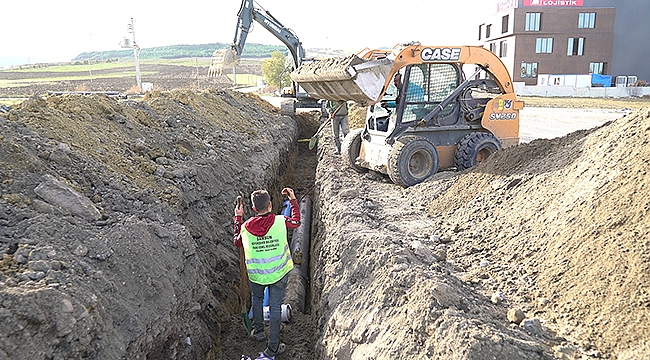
left=293, top=55, right=364, bottom=75
left=311, top=107, right=650, bottom=359
left=291, top=55, right=365, bottom=83
left=0, top=90, right=299, bottom=359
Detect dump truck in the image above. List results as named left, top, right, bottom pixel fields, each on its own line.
left=291, top=43, right=523, bottom=187
left=208, top=0, right=321, bottom=115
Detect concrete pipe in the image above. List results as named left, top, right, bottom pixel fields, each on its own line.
left=284, top=195, right=312, bottom=313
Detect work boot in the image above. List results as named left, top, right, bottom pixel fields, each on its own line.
left=249, top=328, right=266, bottom=342
left=262, top=343, right=286, bottom=358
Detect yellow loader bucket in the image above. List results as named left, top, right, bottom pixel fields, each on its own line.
left=208, top=48, right=240, bottom=77
left=290, top=55, right=394, bottom=105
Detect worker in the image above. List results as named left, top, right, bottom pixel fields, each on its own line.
left=326, top=100, right=350, bottom=155
left=233, top=188, right=301, bottom=358
left=383, top=72, right=424, bottom=108
left=393, top=72, right=403, bottom=92
left=381, top=73, right=402, bottom=110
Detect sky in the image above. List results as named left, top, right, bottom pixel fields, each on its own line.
left=0, top=0, right=494, bottom=68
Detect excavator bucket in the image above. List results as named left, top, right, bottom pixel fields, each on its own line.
left=290, top=55, right=394, bottom=105
left=208, top=48, right=240, bottom=77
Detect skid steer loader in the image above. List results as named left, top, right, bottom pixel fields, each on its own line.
left=291, top=43, right=523, bottom=187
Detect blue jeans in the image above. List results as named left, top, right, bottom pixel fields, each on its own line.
left=250, top=273, right=288, bottom=351
left=331, top=115, right=350, bottom=153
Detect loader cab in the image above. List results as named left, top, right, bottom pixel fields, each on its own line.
left=366, top=71, right=400, bottom=132
left=367, top=63, right=462, bottom=134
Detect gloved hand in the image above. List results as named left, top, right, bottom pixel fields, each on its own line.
left=234, top=196, right=244, bottom=216
left=281, top=187, right=296, bottom=201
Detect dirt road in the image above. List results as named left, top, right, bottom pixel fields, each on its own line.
left=519, top=107, right=628, bottom=142
left=262, top=94, right=629, bottom=142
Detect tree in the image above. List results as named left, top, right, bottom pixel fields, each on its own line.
left=261, top=51, right=290, bottom=88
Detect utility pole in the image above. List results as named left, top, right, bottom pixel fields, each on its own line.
left=88, top=58, right=93, bottom=85
left=195, top=57, right=200, bottom=90
left=122, top=18, right=142, bottom=92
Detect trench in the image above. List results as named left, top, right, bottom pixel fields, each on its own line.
left=278, top=111, right=320, bottom=317
left=0, top=88, right=328, bottom=360
left=213, top=110, right=322, bottom=360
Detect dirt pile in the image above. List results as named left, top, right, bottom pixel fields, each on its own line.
left=0, top=89, right=298, bottom=359
left=291, top=55, right=364, bottom=81
left=312, top=151, right=557, bottom=359
left=311, top=108, right=650, bottom=359
left=430, top=107, right=650, bottom=358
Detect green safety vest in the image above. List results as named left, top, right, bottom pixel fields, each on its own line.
left=241, top=215, right=294, bottom=285
left=327, top=100, right=348, bottom=116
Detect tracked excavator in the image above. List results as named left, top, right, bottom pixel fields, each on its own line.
left=291, top=43, right=524, bottom=187
left=208, top=0, right=321, bottom=115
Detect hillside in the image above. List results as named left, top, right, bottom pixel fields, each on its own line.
left=72, top=43, right=286, bottom=63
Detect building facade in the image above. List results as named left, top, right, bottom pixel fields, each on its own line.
left=479, top=0, right=650, bottom=86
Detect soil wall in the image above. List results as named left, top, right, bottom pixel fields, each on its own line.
left=0, top=90, right=297, bottom=359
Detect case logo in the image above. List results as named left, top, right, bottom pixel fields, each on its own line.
left=420, top=48, right=462, bottom=62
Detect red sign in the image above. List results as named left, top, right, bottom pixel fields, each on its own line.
left=524, top=0, right=583, bottom=6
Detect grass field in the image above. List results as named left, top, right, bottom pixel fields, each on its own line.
left=4, top=62, right=134, bottom=73
left=1, top=58, right=264, bottom=73
left=0, top=71, right=156, bottom=87
left=0, top=58, right=263, bottom=89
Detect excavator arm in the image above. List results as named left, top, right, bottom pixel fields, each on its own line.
left=208, top=0, right=305, bottom=77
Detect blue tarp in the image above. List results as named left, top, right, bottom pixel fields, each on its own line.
left=592, top=74, right=612, bottom=87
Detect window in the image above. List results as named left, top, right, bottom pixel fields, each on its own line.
left=521, top=62, right=538, bottom=78
left=567, top=37, right=585, bottom=56
left=400, top=64, right=459, bottom=122
left=579, top=12, right=596, bottom=28
left=486, top=24, right=492, bottom=38
left=489, top=43, right=497, bottom=54
left=535, top=38, right=554, bottom=53
left=526, top=12, right=541, bottom=31
left=478, top=24, right=484, bottom=40
left=589, top=62, right=607, bottom=75
left=500, top=41, right=508, bottom=58
left=502, top=15, right=509, bottom=33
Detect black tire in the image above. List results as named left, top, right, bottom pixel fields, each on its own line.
left=280, top=100, right=295, bottom=116
left=341, top=128, right=367, bottom=174
left=387, top=136, right=439, bottom=187
left=454, top=132, right=502, bottom=171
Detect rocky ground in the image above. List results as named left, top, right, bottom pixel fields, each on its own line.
left=1, top=63, right=650, bottom=359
